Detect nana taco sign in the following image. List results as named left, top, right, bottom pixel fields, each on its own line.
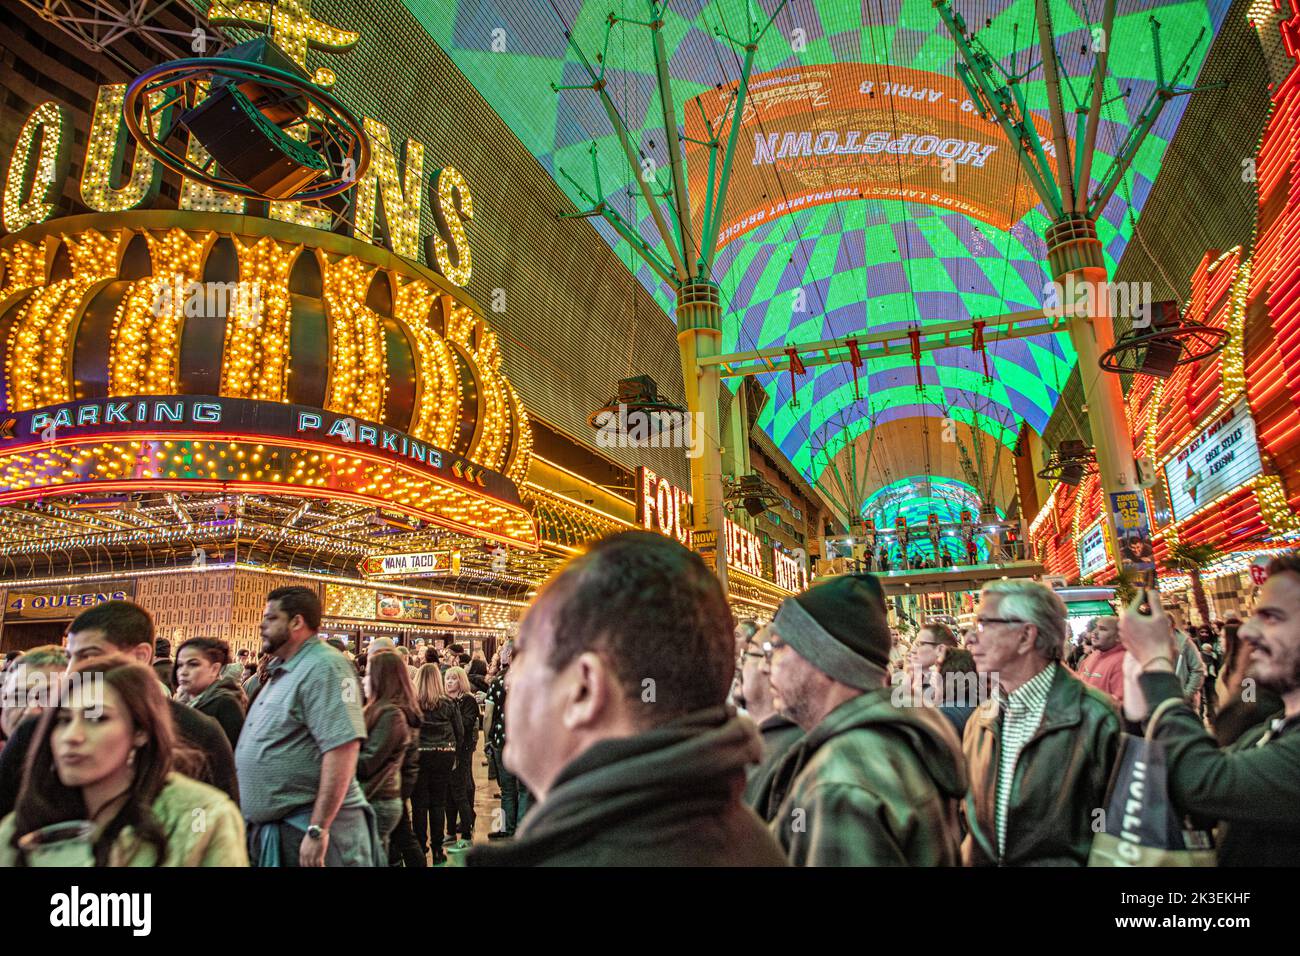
left=361, top=550, right=461, bottom=578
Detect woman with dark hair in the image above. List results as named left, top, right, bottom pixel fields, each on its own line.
left=357, top=652, right=421, bottom=855
left=410, top=663, right=462, bottom=864
left=467, top=651, right=489, bottom=693
left=175, top=637, right=246, bottom=748
left=0, top=655, right=246, bottom=866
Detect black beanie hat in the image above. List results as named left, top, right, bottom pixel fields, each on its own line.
left=790, top=572, right=892, bottom=669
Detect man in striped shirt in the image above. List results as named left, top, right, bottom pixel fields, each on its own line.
left=963, top=579, right=1121, bottom=865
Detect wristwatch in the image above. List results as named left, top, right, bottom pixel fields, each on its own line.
left=306, top=824, right=326, bottom=840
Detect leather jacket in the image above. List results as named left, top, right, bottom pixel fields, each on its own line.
left=357, top=702, right=416, bottom=802
left=962, top=663, right=1121, bottom=866
left=418, top=698, right=464, bottom=751
left=452, top=694, right=479, bottom=757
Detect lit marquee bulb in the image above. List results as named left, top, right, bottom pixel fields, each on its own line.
left=3, top=101, right=68, bottom=232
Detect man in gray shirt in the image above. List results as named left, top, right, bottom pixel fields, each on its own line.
left=236, top=586, right=377, bottom=866
left=1168, top=607, right=1207, bottom=702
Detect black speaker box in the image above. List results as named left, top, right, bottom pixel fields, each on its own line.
left=181, top=84, right=326, bottom=199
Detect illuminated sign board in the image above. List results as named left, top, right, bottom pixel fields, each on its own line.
left=376, top=591, right=479, bottom=625
left=0, top=2, right=475, bottom=286
left=1077, top=520, right=1109, bottom=578
left=1162, top=397, right=1264, bottom=523
left=4, top=395, right=521, bottom=507
left=636, top=467, right=693, bottom=546
left=4, top=583, right=134, bottom=621
left=773, top=548, right=809, bottom=592
left=637, top=466, right=770, bottom=582
left=361, top=550, right=460, bottom=578
left=686, top=64, right=1056, bottom=246
left=725, top=519, right=764, bottom=579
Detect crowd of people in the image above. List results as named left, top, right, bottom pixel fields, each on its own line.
left=823, top=539, right=1025, bottom=575
left=0, top=528, right=1295, bottom=866
left=0, top=589, right=528, bottom=866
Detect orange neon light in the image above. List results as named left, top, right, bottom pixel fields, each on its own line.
left=0, top=480, right=539, bottom=550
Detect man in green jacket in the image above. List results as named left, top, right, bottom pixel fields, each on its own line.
left=758, top=574, right=968, bottom=865
left=963, top=579, right=1121, bottom=866
left=465, top=531, right=785, bottom=867
left=1120, top=553, right=1300, bottom=866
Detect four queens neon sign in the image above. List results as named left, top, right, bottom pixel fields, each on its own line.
left=636, top=467, right=803, bottom=589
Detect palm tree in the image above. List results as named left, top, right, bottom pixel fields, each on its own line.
left=1109, top=567, right=1139, bottom=609
left=1165, top=541, right=1223, bottom=626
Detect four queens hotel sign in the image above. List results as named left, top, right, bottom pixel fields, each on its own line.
left=724, top=519, right=764, bottom=579
left=636, top=467, right=801, bottom=589
left=637, top=467, right=693, bottom=546
left=773, top=549, right=809, bottom=592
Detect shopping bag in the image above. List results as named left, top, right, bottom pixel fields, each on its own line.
left=1088, top=698, right=1217, bottom=866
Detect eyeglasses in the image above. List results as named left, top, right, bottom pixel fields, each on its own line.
left=975, top=617, right=1024, bottom=633
left=914, top=640, right=944, bottom=648
left=762, top=636, right=785, bottom=662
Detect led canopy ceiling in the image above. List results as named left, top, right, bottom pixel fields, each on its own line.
left=414, top=0, right=1230, bottom=499
left=863, top=475, right=1005, bottom=561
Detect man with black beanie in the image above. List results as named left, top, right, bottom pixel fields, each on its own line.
left=757, top=573, right=968, bottom=865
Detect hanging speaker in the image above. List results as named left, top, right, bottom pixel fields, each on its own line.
left=180, top=85, right=326, bottom=199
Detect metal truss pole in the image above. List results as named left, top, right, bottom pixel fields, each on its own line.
left=555, top=0, right=788, bottom=591
left=935, top=0, right=1218, bottom=584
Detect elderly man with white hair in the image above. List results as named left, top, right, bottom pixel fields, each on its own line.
left=963, top=579, right=1121, bottom=866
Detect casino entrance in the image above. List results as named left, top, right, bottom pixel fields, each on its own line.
left=1, top=620, right=72, bottom=653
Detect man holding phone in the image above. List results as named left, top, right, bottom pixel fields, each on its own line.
left=1120, top=556, right=1300, bottom=866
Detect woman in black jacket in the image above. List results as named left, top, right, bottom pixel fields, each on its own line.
left=174, top=637, right=246, bottom=748
left=443, top=665, right=480, bottom=843
left=359, top=652, right=421, bottom=856
left=411, top=662, right=463, bottom=863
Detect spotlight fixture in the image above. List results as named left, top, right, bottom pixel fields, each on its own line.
left=724, top=473, right=784, bottom=517
left=123, top=37, right=369, bottom=202
left=1099, top=300, right=1228, bottom=378
left=1036, top=439, right=1097, bottom=487
left=586, top=375, right=689, bottom=434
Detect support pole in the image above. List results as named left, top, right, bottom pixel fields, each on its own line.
left=1077, top=0, right=1116, bottom=212
left=677, top=279, right=728, bottom=589
left=1034, top=0, right=1075, bottom=213
left=1046, top=217, right=1153, bottom=584
left=651, top=16, right=697, bottom=276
